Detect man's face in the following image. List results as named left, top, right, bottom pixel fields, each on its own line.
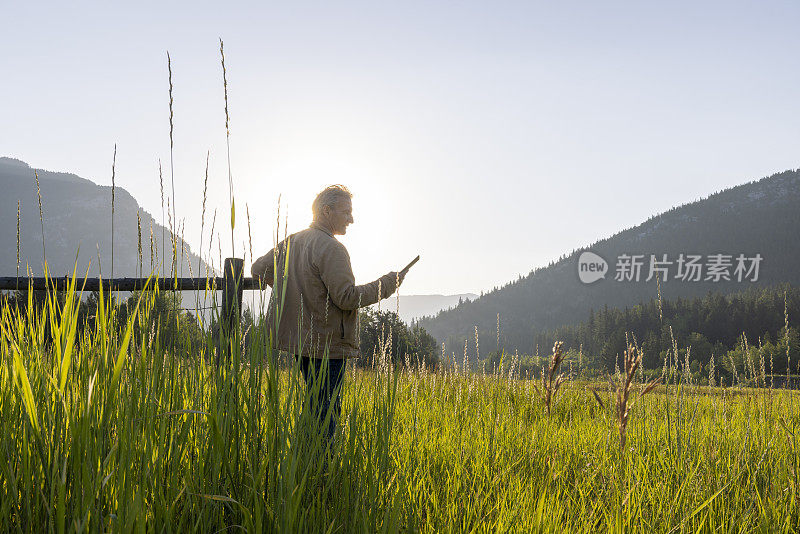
left=325, top=198, right=354, bottom=235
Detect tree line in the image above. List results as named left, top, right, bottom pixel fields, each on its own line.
left=528, top=283, right=800, bottom=382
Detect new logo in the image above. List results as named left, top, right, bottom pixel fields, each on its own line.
left=578, top=251, right=608, bottom=284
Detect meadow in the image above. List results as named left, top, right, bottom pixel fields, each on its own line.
left=1, top=279, right=799, bottom=533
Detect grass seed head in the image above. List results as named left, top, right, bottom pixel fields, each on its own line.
left=16, top=200, right=20, bottom=279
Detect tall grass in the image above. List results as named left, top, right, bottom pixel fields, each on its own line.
left=219, top=38, right=235, bottom=258
left=0, top=274, right=402, bottom=531
left=34, top=169, right=45, bottom=269
left=2, top=282, right=799, bottom=531
left=16, top=200, right=20, bottom=284
left=110, top=144, right=116, bottom=283
left=167, top=52, right=177, bottom=279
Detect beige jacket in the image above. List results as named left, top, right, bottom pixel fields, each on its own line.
left=251, top=222, right=398, bottom=359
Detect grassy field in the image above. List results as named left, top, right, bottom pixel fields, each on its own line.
left=2, top=283, right=800, bottom=533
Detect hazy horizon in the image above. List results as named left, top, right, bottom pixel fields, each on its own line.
left=2, top=1, right=799, bottom=295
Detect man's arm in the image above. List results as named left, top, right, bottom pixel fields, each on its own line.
left=251, top=248, right=275, bottom=287
left=317, top=242, right=400, bottom=310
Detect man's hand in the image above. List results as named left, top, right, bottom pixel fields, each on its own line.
left=396, top=255, right=418, bottom=288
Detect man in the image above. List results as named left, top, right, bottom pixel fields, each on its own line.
left=251, top=184, right=404, bottom=441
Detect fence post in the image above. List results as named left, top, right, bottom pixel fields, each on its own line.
left=223, top=257, right=244, bottom=329
left=219, top=257, right=244, bottom=365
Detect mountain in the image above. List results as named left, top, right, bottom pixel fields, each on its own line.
left=0, top=157, right=211, bottom=280
left=419, top=168, right=800, bottom=357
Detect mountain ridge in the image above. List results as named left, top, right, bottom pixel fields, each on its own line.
left=0, top=157, right=212, bottom=280
left=419, top=168, right=800, bottom=357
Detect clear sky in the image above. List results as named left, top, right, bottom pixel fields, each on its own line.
left=2, top=1, right=798, bottom=295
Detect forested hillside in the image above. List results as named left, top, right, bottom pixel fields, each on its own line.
left=420, top=168, right=800, bottom=358
left=523, top=283, right=800, bottom=377
left=0, top=157, right=210, bottom=278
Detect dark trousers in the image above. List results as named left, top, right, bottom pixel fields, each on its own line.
left=298, top=356, right=346, bottom=443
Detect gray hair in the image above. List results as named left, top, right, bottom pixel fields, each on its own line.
left=312, top=184, right=352, bottom=219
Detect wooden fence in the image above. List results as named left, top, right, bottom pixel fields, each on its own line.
left=0, top=257, right=260, bottom=331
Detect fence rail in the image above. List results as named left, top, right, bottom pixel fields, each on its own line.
left=0, top=276, right=261, bottom=292
left=0, top=258, right=258, bottom=330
